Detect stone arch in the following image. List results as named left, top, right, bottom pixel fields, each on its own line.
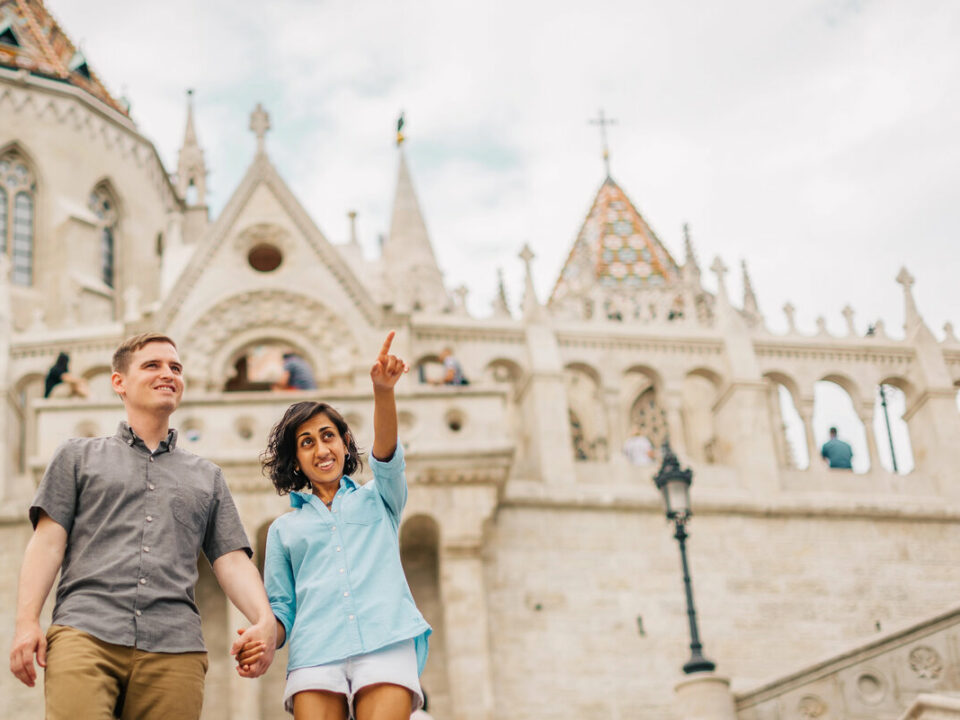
left=14, top=371, right=45, bottom=473
left=763, top=371, right=809, bottom=469
left=415, top=353, right=444, bottom=385
left=820, top=372, right=866, bottom=411
left=873, top=376, right=916, bottom=474
left=216, top=327, right=320, bottom=392
left=682, top=368, right=723, bottom=464
left=179, top=290, right=361, bottom=391
left=813, top=378, right=870, bottom=473
left=81, top=364, right=114, bottom=400
left=564, top=362, right=607, bottom=461
left=400, top=515, right=451, bottom=719
left=483, top=357, right=525, bottom=386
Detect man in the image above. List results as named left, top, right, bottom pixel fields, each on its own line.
left=821, top=426, right=854, bottom=470
left=622, top=427, right=655, bottom=466
left=273, top=350, right=317, bottom=391
left=9, top=333, right=276, bottom=719
left=433, top=347, right=467, bottom=386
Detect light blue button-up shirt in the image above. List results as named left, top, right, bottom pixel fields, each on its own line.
left=265, top=444, right=430, bottom=674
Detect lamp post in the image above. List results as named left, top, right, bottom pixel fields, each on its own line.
left=654, top=440, right=716, bottom=674
left=878, top=384, right=899, bottom=473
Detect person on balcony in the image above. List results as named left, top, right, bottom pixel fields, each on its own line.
left=821, top=426, right=854, bottom=470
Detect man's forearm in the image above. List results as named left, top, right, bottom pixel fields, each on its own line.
left=212, top=551, right=273, bottom=625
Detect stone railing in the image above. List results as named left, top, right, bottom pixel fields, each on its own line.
left=28, top=386, right=515, bottom=490
left=735, top=605, right=960, bottom=719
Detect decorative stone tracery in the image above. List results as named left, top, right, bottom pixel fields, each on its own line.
left=181, top=289, right=360, bottom=389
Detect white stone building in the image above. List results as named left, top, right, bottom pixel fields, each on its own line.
left=2, top=2, right=960, bottom=719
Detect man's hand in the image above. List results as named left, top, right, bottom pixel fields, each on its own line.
left=230, top=622, right=276, bottom=679
left=9, top=620, right=46, bottom=687
left=370, top=331, right=409, bottom=392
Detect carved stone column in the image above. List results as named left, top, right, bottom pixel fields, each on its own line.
left=661, top=388, right=688, bottom=458
left=797, top=397, right=818, bottom=468
left=438, top=543, right=495, bottom=720
left=858, top=400, right=881, bottom=472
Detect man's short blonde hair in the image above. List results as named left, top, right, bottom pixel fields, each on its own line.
left=112, top=333, right=178, bottom=373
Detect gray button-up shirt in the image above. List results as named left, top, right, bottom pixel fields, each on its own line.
left=30, top=422, right=252, bottom=653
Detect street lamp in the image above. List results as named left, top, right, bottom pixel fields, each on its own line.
left=653, top=440, right=716, bottom=674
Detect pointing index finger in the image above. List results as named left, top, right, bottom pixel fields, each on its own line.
left=378, top=331, right=396, bottom=361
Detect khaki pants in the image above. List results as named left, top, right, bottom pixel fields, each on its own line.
left=44, top=625, right=208, bottom=720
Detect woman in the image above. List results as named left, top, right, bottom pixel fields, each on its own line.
left=240, top=331, right=430, bottom=719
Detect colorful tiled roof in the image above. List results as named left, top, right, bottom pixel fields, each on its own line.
left=0, top=0, right=128, bottom=116
left=550, top=177, right=680, bottom=303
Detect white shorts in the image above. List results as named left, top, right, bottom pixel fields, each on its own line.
left=283, top=639, right=422, bottom=717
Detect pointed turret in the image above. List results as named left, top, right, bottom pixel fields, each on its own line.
left=549, top=177, right=681, bottom=308
left=0, top=0, right=128, bottom=116
left=519, top=244, right=542, bottom=322
left=381, top=120, right=448, bottom=312
left=741, top=259, right=762, bottom=325
left=176, top=90, right=209, bottom=242
left=176, top=90, right=208, bottom=206
left=492, top=267, right=512, bottom=318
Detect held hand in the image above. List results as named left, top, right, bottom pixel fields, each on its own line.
left=231, top=623, right=276, bottom=679
left=9, top=620, right=46, bottom=687
left=370, top=331, right=409, bottom=391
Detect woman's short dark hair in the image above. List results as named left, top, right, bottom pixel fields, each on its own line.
left=262, top=401, right=363, bottom=495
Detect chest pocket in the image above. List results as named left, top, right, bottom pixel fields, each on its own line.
left=172, top=479, right=211, bottom=534
left=343, top=490, right=382, bottom=526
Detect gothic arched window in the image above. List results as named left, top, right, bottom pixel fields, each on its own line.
left=88, top=185, right=118, bottom=288
left=630, top=387, right=668, bottom=452
left=0, top=150, right=36, bottom=285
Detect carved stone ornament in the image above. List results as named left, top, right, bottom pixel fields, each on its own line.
left=908, top=645, right=943, bottom=680
left=181, top=289, right=360, bottom=384
left=797, top=695, right=827, bottom=718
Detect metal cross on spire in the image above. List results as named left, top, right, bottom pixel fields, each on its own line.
left=589, top=109, right=617, bottom=178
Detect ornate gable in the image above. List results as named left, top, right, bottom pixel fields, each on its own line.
left=550, top=177, right=680, bottom=305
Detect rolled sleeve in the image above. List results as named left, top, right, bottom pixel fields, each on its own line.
left=30, top=440, right=79, bottom=532
left=368, top=442, right=407, bottom=522
left=264, top=522, right=296, bottom=648
left=201, top=469, right=252, bottom=562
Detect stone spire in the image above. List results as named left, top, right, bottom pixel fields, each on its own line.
left=741, top=259, right=760, bottom=319
left=492, top=267, right=512, bottom=318
left=176, top=89, right=207, bottom=206
left=710, top=256, right=730, bottom=308
left=896, top=266, right=922, bottom=333
left=683, top=223, right=701, bottom=278
left=382, top=131, right=448, bottom=312
left=520, top=244, right=542, bottom=321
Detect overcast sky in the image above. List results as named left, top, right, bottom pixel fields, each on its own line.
left=53, top=0, right=958, bottom=337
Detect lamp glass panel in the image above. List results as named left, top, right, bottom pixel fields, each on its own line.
left=665, top=479, right=690, bottom=517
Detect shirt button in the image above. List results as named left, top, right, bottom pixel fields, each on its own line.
left=146, top=516, right=153, bottom=522
left=136, top=610, right=142, bottom=617
left=336, top=547, right=341, bottom=552
left=149, top=457, right=154, bottom=462
left=143, top=546, right=150, bottom=552
left=331, top=526, right=337, bottom=531
left=139, top=578, right=147, bottom=585
left=148, top=484, right=155, bottom=491
left=349, top=615, right=355, bottom=620
left=339, top=568, right=345, bottom=574
left=331, top=509, right=337, bottom=514
left=343, top=591, right=349, bottom=597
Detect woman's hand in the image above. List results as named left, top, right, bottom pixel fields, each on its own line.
left=370, top=331, right=408, bottom=392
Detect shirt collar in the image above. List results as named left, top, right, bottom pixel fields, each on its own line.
left=115, top=421, right=179, bottom=452
left=290, top=474, right=358, bottom=508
